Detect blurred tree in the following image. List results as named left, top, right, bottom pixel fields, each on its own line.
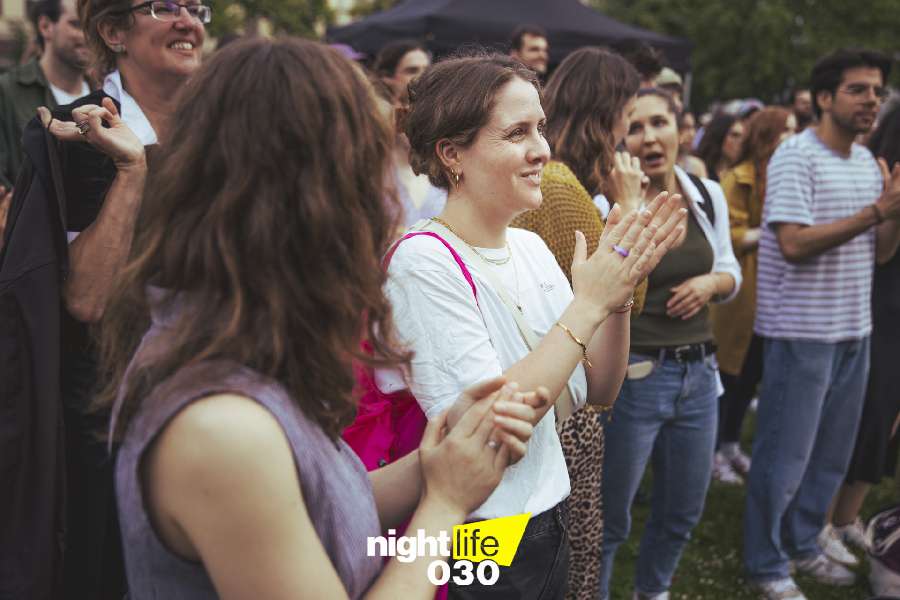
left=589, top=0, right=900, bottom=111
left=206, top=0, right=333, bottom=39
left=350, top=0, right=404, bottom=18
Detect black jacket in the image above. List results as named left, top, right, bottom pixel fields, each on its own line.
left=0, top=91, right=116, bottom=600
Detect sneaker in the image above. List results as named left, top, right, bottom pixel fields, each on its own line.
left=793, top=553, right=856, bottom=586
left=722, top=445, right=752, bottom=476
left=753, top=577, right=807, bottom=600
left=632, top=592, right=669, bottom=600
left=834, top=518, right=868, bottom=551
left=818, top=524, right=860, bottom=567
left=712, top=451, right=744, bottom=485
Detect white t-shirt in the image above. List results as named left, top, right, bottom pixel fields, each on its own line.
left=378, top=226, right=587, bottom=520
left=49, top=80, right=89, bottom=106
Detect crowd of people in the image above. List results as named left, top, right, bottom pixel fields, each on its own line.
left=0, top=3, right=898, bottom=600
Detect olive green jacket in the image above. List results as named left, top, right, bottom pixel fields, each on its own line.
left=0, top=58, right=57, bottom=188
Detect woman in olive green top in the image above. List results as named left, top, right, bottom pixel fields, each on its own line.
left=598, top=88, right=741, bottom=600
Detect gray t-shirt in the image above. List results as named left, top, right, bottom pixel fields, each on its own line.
left=755, top=128, right=882, bottom=342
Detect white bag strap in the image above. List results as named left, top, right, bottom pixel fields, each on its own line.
left=416, top=220, right=576, bottom=426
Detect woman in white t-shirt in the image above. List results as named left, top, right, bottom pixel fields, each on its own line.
left=383, top=53, right=686, bottom=599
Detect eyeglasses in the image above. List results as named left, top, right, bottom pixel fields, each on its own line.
left=837, top=84, right=890, bottom=102
left=123, top=1, right=211, bottom=24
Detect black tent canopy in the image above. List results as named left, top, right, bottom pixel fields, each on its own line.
left=327, top=0, right=692, bottom=71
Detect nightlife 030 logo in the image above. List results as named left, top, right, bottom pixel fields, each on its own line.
left=367, top=513, right=530, bottom=586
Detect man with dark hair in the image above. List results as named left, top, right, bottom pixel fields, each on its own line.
left=612, top=39, right=663, bottom=89
left=745, top=48, right=900, bottom=600
left=789, top=87, right=814, bottom=131
left=508, top=24, right=548, bottom=76
left=373, top=39, right=430, bottom=104
left=0, top=0, right=89, bottom=189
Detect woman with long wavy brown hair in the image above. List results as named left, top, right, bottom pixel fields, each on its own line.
left=710, top=107, right=796, bottom=485
left=94, top=38, right=538, bottom=599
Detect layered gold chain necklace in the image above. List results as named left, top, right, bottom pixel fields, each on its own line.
left=429, top=217, right=523, bottom=312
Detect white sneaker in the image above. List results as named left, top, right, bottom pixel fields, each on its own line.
left=632, top=592, right=669, bottom=600
left=834, top=518, right=869, bottom=551
left=793, top=553, right=856, bottom=586
left=818, top=524, right=860, bottom=567
left=721, top=443, right=752, bottom=476
left=712, top=451, right=744, bottom=485
left=753, top=577, right=807, bottom=600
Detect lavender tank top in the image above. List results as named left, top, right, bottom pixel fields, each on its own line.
left=113, top=309, right=382, bottom=599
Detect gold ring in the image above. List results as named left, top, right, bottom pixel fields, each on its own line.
left=76, top=120, right=90, bottom=135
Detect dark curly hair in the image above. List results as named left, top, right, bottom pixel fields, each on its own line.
left=403, top=51, right=540, bottom=190
left=98, top=37, right=408, bottom=442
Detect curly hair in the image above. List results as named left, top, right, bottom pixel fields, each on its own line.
left=97, top=37, right=408, bottom=442
left=403, top=51, right=540, bottom=190
left=542, top=47, right=639, bottom=195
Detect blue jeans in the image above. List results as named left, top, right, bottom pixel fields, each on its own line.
left=744, top=337, right=870, bottom=583
left=599, top=351, right=719, bottom=598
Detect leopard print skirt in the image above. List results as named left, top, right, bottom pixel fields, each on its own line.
left=558, top=405, right=605, bottom=600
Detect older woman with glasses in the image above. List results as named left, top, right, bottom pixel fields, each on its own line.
left=24, top=0, right=208, bottom=596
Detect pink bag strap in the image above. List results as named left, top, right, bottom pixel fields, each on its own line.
left=383, top=231, right=478, bottom=304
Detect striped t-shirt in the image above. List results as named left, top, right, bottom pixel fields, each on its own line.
left=754, top=128, right=881, bottom=342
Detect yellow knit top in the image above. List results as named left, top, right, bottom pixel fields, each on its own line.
left=512, top=160, right=646, bottom=313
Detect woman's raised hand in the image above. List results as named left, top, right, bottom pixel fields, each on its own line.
left=606, top=151, right=646, bottom=213
left=420, top=379, right=538, bottom=515
left=37, top=97, right=146, bottom=171
left=570, top=192, right=686, bottom=315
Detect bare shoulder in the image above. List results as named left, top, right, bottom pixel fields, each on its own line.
left=146, top=393, right=297, bottom=523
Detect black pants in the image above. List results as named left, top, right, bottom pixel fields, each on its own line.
left=61, top=348, right=126, bottom=600
left=717, top=334, right=764, bottom=447
left=448, top=502, right=569, bottom=600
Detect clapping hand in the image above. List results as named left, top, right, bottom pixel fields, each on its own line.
left=571, top=191, right=686, bottom=315
left=420, top=378, right=543, bottom=514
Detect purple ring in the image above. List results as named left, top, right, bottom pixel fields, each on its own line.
left=613, top=244, right=629, bottom=258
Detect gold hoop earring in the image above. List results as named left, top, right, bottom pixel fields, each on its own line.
left=451, top=169, right=461, bottom=186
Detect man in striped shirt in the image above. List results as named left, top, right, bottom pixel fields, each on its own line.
left=744, top=48, right=900, bottom=600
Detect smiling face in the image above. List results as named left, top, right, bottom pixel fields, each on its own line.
left=454, top=77, right=550, bottom=217
left=110, top=0, right=206, bottom=84
left=819, top=66, right=884, bottom=135
left=625, top=94, right=680, bottom=181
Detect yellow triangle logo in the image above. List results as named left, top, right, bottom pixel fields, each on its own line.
left=452, top=513, right=531, bottom=566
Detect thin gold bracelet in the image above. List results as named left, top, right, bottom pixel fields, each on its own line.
left=555, top=321, right=593, bottom=368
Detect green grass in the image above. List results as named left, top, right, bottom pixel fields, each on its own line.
left=606, top=411, right=897, bottom=600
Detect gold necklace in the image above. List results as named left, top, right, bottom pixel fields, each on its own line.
left=429, top=217, right=512, bottom=265
left=430, top=217, right=522, bottom=312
